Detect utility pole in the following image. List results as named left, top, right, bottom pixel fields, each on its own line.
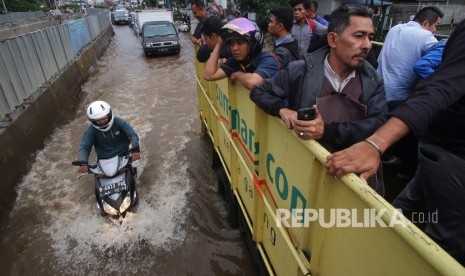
left=2, top=0, right=7, bottom=13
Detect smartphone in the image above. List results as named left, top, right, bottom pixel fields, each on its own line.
left=297, top=107, right=316, bottom=121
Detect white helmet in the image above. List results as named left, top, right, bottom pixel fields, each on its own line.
left=86, top=101, right=114, bottom=132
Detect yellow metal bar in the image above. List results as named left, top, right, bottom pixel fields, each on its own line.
left=194, top=52, right=465, bottom=276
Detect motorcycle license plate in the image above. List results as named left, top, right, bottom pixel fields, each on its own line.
left=99, top=180, right=127, bottom=197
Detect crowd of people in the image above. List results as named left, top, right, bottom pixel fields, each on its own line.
left=190, top=0, right=465, bottom=267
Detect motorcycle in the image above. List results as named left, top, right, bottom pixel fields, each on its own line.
left=72, top=151, right=138, bottom=218
left=179, top=14, right=191, bottom=33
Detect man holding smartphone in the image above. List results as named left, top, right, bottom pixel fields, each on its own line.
left=326, top=20, right=465, bottom=265
left=250, top=3, right=387, bottom=152
left=250, top=4, right=387, bottom=194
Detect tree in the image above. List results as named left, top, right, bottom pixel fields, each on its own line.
left=236, top=0, right=290, bottom=32
left=4, top=0, right=41, bottom=12
left=237, top=0, right=290, bottom=15
left=144, top=0, right=156, bottom=7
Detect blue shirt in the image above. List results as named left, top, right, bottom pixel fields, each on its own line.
left=413, top=39, right=447, bottom=79
left=275, top=34, right=293, bottom=46
left=377, top=21, right=438, bottom=102
left=314, top=15, right=329, bottom=27
left=220, top=51, right=279, bottom=80
left=79, top=117, right=139, bottom=162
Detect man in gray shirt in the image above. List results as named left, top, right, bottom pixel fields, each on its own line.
left=291, top=0, right=327, bottom=58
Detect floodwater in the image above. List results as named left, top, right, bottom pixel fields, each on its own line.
left=0, top=23, right=256, bottom=275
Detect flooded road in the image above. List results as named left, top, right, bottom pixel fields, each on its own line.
left=0, top=24, right=255, bottom=275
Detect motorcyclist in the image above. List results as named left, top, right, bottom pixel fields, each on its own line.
left=183, top=13, right=191, bottom=26
left=77, top=100, right=140, bottom=173
left=180, top=13, right=191, bottom=32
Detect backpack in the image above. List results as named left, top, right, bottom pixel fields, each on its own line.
left=306, top=18, right=321, bottom=44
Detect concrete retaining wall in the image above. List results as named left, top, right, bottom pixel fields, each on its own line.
left=0, top=18, right=61, bottom=41
left=0, top=25, right=114, bottom=223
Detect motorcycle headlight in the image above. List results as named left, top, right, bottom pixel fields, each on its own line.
left=120, top=195, right=132, bottom=213
left=103, top=201, right=119, bottom=216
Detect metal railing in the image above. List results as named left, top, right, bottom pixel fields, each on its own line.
left=0, top=9, right=111, bottom=122
left=195, top=47, right=465, bottom=275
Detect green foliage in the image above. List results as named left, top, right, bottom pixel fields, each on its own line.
left=145, top=0, right=156, bottom=7
left=95, top=5, right=109, bottom=9
left=237, top=0, right=291, bottom=15
left=171, top=0, right=185, bottom=7
left=62, top=3, right=80, bottom=10
left=4, top=0, right=41, bottom=12
left=236, top=0, right=291, bottom=32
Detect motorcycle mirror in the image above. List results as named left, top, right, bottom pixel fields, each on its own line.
left=72, top=160, right=87, bottom=166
